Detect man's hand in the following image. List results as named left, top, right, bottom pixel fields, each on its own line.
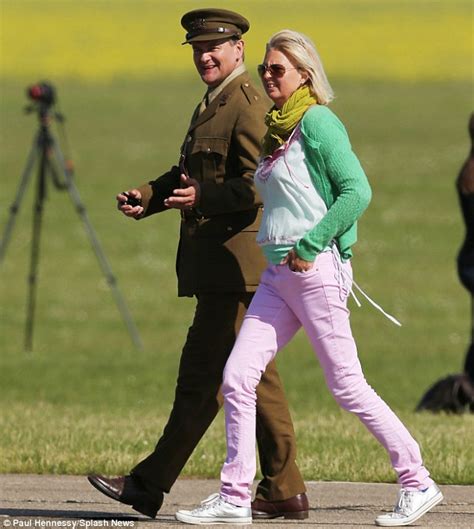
left=281, top=248, right=314, bottom=273
left=164, top=174, right=201, bottom=210
left=116, top=189, right=144, bottom=218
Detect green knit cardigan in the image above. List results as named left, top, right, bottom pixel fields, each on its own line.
left=294, top=105, right=372, bottom=261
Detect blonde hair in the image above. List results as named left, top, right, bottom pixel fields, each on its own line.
left=267, top=30, right=334, bottom=105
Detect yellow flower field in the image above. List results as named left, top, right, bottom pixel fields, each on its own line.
left=1, top=0, right=471, bottom=82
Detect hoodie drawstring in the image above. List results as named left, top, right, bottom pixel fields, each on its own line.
left=331, top=245, right=402, bottom=327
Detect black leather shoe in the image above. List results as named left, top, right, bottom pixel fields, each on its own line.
left=251, top=492, right=309, bottom=519
left=87, top=474, right=163, bottom=518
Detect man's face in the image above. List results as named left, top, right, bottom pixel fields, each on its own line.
left=192, top=38, right=244, bottom=88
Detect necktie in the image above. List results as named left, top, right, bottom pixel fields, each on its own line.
left=199, top=92, right=209, bottom=115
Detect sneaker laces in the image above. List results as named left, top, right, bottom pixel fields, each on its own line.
left=394, top=489, right=416, bottom=515
left=192, top=493, right=223, bottom=513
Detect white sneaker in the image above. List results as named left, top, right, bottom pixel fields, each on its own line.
left=375, top=483, right=443, bottom=526
left=175, top=493, right=252, bottom=525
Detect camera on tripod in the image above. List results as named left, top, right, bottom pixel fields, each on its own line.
left=27, top=82, right=56, bottom=107
left=0, top=81, right=144, bottom=351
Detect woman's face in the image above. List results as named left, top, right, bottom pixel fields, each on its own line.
left=259, top=48, right=307, bottom=108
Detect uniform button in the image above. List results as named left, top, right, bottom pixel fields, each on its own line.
left=227, top=226, right=232, bottom=231
left=244, top=83, right=249, bottom=87
left=206, top=147, right=211, bottom=152
left=186, top=135, right=192, bottom=142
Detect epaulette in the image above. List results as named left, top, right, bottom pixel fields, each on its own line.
left=240, top=81, right=261, bottom=105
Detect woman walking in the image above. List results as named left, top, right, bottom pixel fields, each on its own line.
left=176, top=30, right=442, bottom=527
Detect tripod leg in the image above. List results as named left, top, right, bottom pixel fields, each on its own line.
left=50, top=140, right=144, bottom=351
left=0, top=136, right=39, bottom=263
left=25, top=145, right=47, bottom=352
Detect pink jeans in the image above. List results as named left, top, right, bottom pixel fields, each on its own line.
left=220, top=251, right=433, bottom=507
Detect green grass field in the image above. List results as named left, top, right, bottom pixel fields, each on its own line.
left=1, top=76, right=472, bottom=483
left=1, top=0, right=473, bottom=486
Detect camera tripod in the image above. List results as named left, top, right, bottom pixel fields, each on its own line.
left=0, top=95, right=144, bottom=352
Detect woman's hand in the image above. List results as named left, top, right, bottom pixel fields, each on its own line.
left=116, top=189, right=144, bottom=218
left=281, top=248, right=314, bottom=272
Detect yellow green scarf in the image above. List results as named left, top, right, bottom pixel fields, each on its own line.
left=261, top=85, right=318, bottom=157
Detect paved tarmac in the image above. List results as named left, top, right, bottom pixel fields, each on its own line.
left=0, top=475, right=472, bottom=528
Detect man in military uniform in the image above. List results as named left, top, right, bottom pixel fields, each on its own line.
left=87, top=8, right=308, bottom=520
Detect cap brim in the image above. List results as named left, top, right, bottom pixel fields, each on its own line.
left=182, top=33, right=240, bottom=45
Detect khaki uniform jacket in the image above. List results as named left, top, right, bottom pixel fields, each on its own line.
left=137, top=71, right=269, bottom=296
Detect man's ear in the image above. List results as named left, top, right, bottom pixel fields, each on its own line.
left=235, top=39, right=244, bottom=60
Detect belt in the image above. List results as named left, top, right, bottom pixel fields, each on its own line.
left=181, top=208, right=205, bottom=222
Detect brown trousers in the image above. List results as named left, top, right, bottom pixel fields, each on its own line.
left=131, top=292, right=305, bottom=501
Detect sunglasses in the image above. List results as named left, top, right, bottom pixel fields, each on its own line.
left=257, top=63, right=297, bottom=78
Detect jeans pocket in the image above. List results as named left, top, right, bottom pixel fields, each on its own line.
left=288, top=263, right=319, bottom=276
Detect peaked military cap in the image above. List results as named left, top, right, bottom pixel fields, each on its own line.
left=181, top=8, right=250, bottom=44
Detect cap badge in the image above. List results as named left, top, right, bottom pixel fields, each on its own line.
left=190, top=18, right=206, bottom=31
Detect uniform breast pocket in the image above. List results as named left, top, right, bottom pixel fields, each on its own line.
left=189, top=137, right=229, bottom=183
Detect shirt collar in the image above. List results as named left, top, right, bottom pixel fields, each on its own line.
left=206, top=63, right=247, bottom=105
